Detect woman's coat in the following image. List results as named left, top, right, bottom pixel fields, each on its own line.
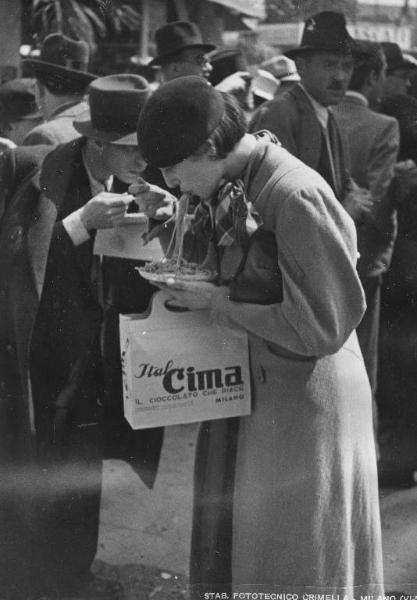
left=190, top=140, right=384, bottom=597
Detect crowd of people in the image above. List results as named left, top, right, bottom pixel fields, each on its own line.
left=1, top=8, right=417, bottom=600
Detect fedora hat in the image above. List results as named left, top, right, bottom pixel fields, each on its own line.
left=74, top=74, right=151, bottom=145
left=252, top=69, right=280, bottom=101
left=381, top=42, right=417, bottom=73
left=285, top=11, right=356, bottom=59
left=261, top=55, right=300, bottom=83
left=137, top=75, right=225, bottom=168
left=23, top=33, right=96, bottom=85
left=149, top=21, right=215, bottom=67
left=0, top=78, right=41, bottom=120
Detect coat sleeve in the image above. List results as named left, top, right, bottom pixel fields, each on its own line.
left=0, top=148, right=15, bottom=220
left=209, top=176, right=366, bottom=358
left=23, top=126, right=58, bottom=146
left=366, top=118, right=399, bottom=234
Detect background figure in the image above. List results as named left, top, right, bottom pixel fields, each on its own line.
left=135, top=75, right=384, bottom=598
left=148, top=20, right=215, bottom=82
left=0, top=74, right=159, bottom=599
left=149, top=20, right=252, bottom=104
left=22, top=33, right=96, bottom=145
left=0, top=78, right=42, bottom=146
left=377, top=91, right=417, bottom=485
left=381, top=42, right=417, bottom=99
left=249, top=11, right=374, bottom=228
left=333, top=40, right=399, bottom=458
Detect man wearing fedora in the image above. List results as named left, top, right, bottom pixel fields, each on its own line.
left=381, top=41, right=417, bottom=98
left=249, top=11, right=374, bottom=223
left=22, top=33, right=96, bottom=146
left=149, top=20, right=215, bottom=82
left=333, top=40, right=400, bottom=461
left=0, top=73, right=161, bottom=598
left=150, top=20, right=251, bottom=100
left=0, top=78, right=43, bottom=147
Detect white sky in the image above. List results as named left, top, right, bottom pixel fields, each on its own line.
left=358, top=0, right=417, bottom=5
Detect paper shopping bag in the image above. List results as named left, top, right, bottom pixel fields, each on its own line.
left=119, top=291, right=251, bottom=429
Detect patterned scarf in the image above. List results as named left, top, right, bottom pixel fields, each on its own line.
left=191, top=130, right=277, bottom=247
left=191, top=180, right=261, bottom=247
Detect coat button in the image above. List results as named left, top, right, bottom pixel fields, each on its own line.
left=9, top=226, right=23, bottom=242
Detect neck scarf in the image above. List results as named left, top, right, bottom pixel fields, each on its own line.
left=190, top=129, right=279, bottom=247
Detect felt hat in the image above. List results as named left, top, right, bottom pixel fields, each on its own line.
left=285, top=11, right=357, bottom=60
left=208, top=48, right=245, bottom=86
left=23, top=33, right=96, bottom=85
left=137, top=75, right=225, bottom=168
left=252, top=69, right=280, bottom=101
left=149, top=21, right=215, bottom=67
left=261, top=55, right=300, bottom=83
left=0, top=78, right=41, bottom=120
left=381, top=42, right=417, bottom=73
left=74, top=74, right=151, bottom=145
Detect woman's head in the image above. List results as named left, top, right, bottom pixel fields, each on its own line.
left=137, top=76, right=246, bottom=198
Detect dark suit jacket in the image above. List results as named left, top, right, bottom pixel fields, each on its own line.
left=0, top=139, right=163, bottom=487
left=0, top=144, right=58, bottom=462
left=249, top=83, right=351, bottom=201
left=333, top=93, right=400, bottom=278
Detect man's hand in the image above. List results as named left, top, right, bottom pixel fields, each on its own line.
left=79, top=192, right=132, bottom=231
left=395, top=159, right=417, bottom=194
left=343, top=187, right=375, bottom=222
left=156, top=279, right=223, bottom=311
left=128, top=178, right=176, bottom=219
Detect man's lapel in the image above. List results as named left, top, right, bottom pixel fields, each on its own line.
left=290, top=84, right=323, bottom=170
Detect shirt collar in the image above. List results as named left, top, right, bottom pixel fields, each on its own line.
left=81, top=146, right=113, bottom=196
left=345, top=90, right=369, bottom=107
left=299, top=83, right=329, bottom=128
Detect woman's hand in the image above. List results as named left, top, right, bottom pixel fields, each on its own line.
left=157, top=279, right=226, bottom=311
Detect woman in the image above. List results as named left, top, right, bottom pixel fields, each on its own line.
left=133, top=76, right=384, bottom=596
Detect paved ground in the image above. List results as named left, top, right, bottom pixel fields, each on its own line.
left=93, top=423, right=198, bottom=599
left=94, top=422, right=417, bottom=598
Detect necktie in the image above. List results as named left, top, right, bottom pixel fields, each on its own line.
left=318, top=110, right=345, bottom=201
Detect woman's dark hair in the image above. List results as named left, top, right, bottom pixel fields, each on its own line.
left=195, top=92, right=246, bottom=160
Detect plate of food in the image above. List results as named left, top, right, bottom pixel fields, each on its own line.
left=137, top=258, right=216, bottom=283
left=136, top=193, right=216, bottom=284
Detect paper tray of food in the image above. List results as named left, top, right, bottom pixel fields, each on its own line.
left=93, top=213, right=164, bottom=261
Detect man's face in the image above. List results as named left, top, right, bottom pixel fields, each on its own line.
left=297, top=51, right=354, bottom=106
left=163, top=47, right=213, bottom=81
left=101, top=142, right=147, bottom=184
left=382, top=67, right=412, bottom=98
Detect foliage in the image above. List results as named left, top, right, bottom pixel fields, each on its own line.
left=266, top=0, right=358, bottom=23
left=31, top=0, right=142, bottom=47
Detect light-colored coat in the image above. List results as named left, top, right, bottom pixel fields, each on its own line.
left=190, top=140, right=384, bottom=596
left=22, top=99, right=87, bottom=146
